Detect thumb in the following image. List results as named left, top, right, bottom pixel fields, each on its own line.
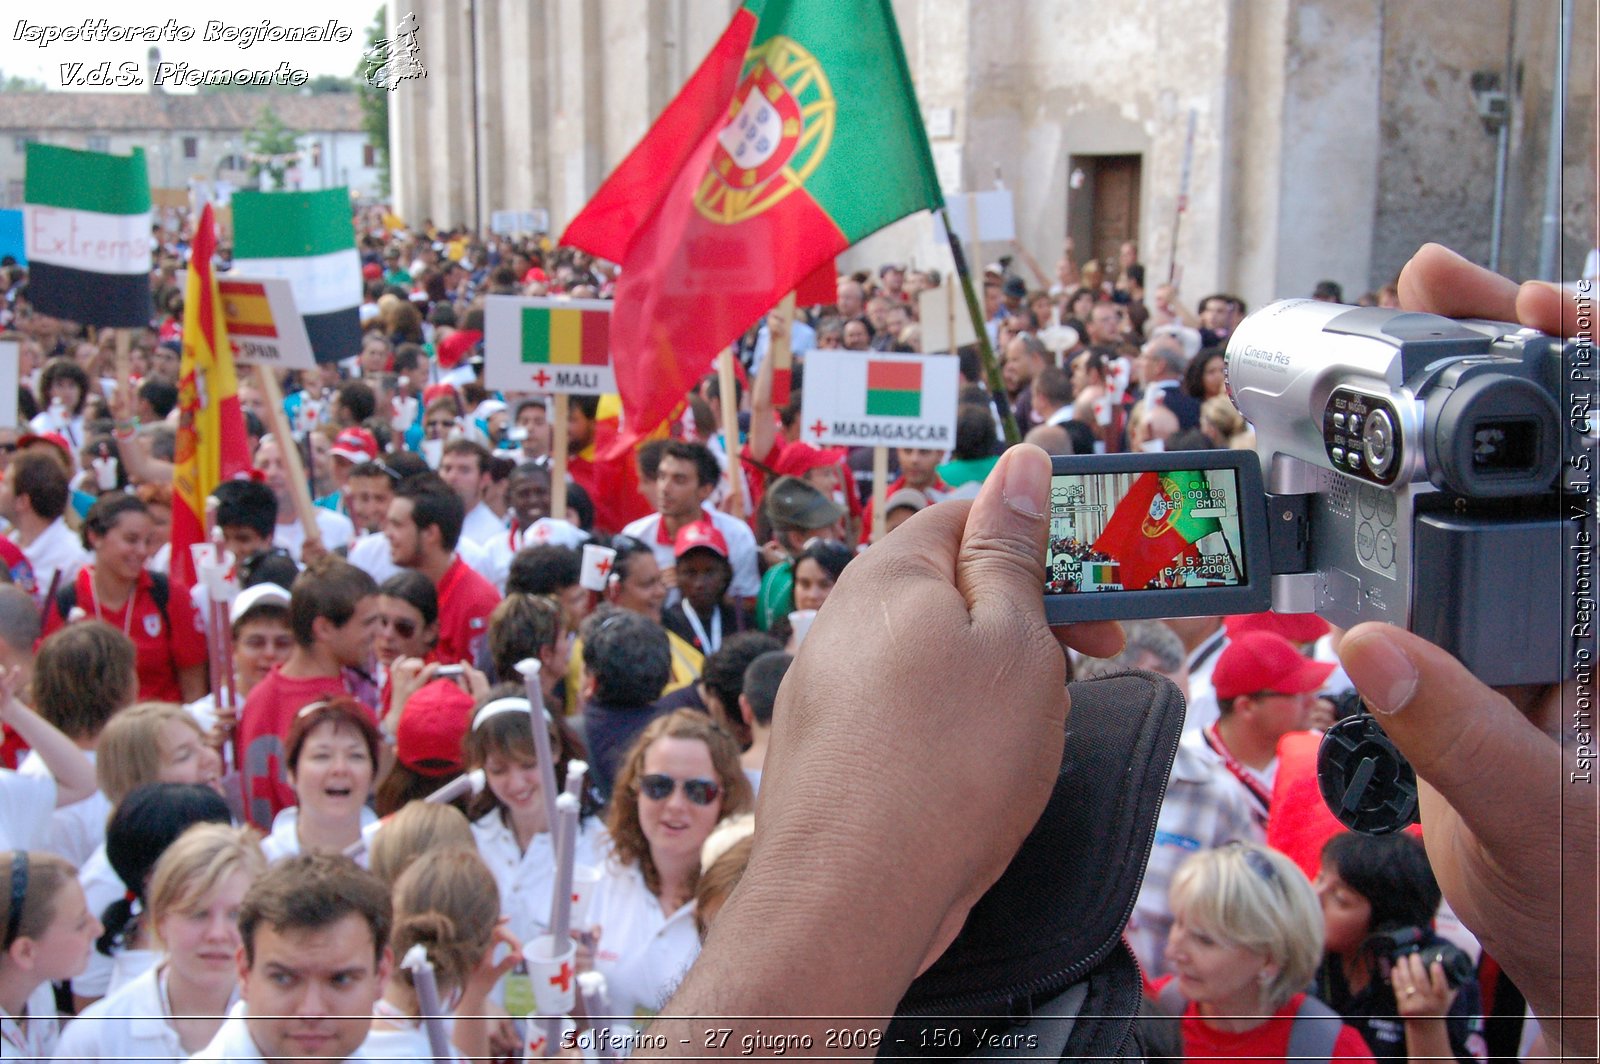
left=1337, top=623, right=1559, bottom=848
left=953, top=444, right=1051, bottom=624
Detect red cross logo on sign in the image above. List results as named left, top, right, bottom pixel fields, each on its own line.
left=809, top=419, right=827, bottom=439
left=531, top=368, right=551, bottom=389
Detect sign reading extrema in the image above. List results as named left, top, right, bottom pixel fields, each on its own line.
left=483, top=296, right=616, bottom=396
left=800, top=351, right=960, bottom=449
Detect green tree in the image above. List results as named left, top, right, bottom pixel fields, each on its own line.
left=244, top=105, right=301, bottom=190
left=0, top=70, right=46, bottom=92
left=356, top=4, right=391, bottom=196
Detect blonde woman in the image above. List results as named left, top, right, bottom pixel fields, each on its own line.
left=55, top=823, right=266, bottom=1063
left=1150, top=842, right=1374, bottom=1062
left=364, top=847, right=518, bottom=1062
left=367, top=802, right=476, bottom=887
left=75, top=703, right=224, bottom=1005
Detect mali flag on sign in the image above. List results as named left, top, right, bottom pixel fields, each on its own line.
left=171, top=204, right=251, bottom=598
left=561, top=0, right=942, bottom=453
left=521, top=306, right=610, bottom=367
left=1091, top=471, right=1223, bottom=591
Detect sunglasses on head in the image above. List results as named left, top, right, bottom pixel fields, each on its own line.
left=638, top=774, right=720, bottom=806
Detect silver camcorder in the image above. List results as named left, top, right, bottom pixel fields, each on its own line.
left=1228, top=300, right=1590, bottom=686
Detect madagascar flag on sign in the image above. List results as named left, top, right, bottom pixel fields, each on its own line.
left=561, top=0, right=942, bottom=452
left=866, top=359, right=921, bottom=417
left=1091, top=471, right=1223, bottom=591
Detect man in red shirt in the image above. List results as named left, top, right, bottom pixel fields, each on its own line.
left=384, top=474, right=500, bottom=667
left=236, top=557, right=380, bottom=830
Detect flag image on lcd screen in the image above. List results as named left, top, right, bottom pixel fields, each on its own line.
left=1044, top=468, right=1247, bottom=593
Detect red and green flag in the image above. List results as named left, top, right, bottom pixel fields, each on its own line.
left=1091, top=471, right=1223, bottom=591
left=561, top=0, right=942, bottom=453
left=521, top=306, right=610, bottom=367
left=866, top=359, right=922, bottom=417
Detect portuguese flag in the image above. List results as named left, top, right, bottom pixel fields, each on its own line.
left=23, top=144, right=152, bottom=327
left=522, top=306, right=609, bottom=367
left=1091, top=471, right=1223, bottom=591
left=866, top=359, right=922, bottom=417
left=561, top=0, right=942, bottom=452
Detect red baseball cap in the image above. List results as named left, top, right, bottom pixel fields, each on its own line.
left=18, top=432, right=72, bottom=458
left=673, top=519, right=729, bottom=560
left=772, top=441, right=848, bottom=478
left=1212, top=631, right=1336, bottom=701
left=422, top=383, right=459, bottom=406
left=330, top=427, right=379, bottom=464
left=436, top=328, right=483, bottom=370
left=395, top=679, right=474, bottom=776
left=361, top=262, right=384, bottom=280
left=1224, top=611, right=1331, bottom=646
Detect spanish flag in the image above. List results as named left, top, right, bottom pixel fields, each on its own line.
left=171, top=204, right=252, bottom=597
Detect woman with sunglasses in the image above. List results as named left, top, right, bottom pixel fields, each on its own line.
left=374, top=571, right=440, bottom=734
left=584, top=709, right=752, bottom=1019
left=1149, top=842, right=1374, bottom=1062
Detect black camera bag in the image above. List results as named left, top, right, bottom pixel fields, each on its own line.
left=886, top=670, right=1186, bottom=1061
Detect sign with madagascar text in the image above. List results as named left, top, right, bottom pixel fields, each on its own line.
left=218, top=275, right=316, bottom=369
left=484, top=296, right=615, bottom=395
left=799, top=351, right=960, bottom=448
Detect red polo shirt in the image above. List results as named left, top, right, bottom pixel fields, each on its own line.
left=433, top=555, right=501, bottom=666
left=40, top=567, right=207, bottom=703
left=235, top=667, right=375, bottom=830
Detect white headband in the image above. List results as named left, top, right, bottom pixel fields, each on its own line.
left=471, top=697, right=555, bottom=731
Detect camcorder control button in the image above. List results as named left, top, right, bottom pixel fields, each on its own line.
left=1348, top=451, right=1364, bottom=471
left=1375, top=529, right=1395, bottom=568
left=1348, top=413, right=1364, bottom=435
left=1332, top=446, right=1346, bottom=464
left=1333, top=412, right=1347, bottom=432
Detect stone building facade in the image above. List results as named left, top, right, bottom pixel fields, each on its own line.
left=0, top=76, right=380, bottom=210
left=388, top=0, right=1595, bottom=309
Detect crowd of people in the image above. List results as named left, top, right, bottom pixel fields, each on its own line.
left=0, top=215, right=1585, bottom=1062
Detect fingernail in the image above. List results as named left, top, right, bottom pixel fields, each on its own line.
left=1346, top=632, right=1418, bottom=715
left=999, top=446, right=1046, bottom=520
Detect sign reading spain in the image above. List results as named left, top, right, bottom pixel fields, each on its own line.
left=218, top=275, right=316, bottom=369
left=800, top=351, right=959, bottom=448
left=483, top=296, right=615, bottom=396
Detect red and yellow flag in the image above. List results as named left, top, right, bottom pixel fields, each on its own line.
left=171, top=204, right=252, bottom=596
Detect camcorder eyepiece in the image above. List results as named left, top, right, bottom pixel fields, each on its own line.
left=1042, top=301, right=1592, bottom=834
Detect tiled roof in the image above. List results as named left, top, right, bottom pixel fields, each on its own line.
left=0, top=91, right=364, bottom=133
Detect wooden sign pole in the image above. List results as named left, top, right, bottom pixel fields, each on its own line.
left=254, top=365, right=322, bottom=553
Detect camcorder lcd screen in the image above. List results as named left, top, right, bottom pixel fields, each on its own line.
left=1043, top=451, right=1270, bottom=623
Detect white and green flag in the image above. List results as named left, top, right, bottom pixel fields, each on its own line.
left=230, top=188, right=361, bottom=363
left=23, top=144, right=152, bottom=327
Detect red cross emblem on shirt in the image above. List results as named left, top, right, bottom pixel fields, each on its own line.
left=548, top=960, right=575, bottom=993
left=531, top=368, right=551, bottom=389
left=809, top=419, right=827, bottom=439
left=594, top=556, right=612, bottom=577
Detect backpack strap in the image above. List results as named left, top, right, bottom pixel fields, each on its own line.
left=55, top=573, right=171, bottom=633
left=1284, top=993, right=1343, bottom=1064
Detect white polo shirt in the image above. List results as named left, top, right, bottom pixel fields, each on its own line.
left=55, top=963, right=228, bottom=1064
left=471, top=809, right=610, bottom=950
left=587, top=851, right=701, bottom=1020
left=619, top=509, right=760, bottom=601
